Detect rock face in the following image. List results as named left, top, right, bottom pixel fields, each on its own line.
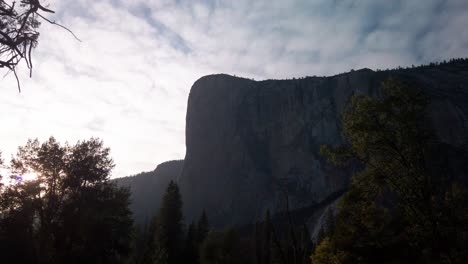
left=180, top=61, right=468, bottom=227
left=115, top=160, right=184, bottom=225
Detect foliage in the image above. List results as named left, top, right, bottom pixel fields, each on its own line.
left=134, top=181, right=212, bottom=264
left=0, top=137, right=133, bottom=264
left=184, top=221, right=199, bottom=264
left=200, top=228, right=249, bottom=264
left=157, top=180, right=184, bottom=264
left=310, top=238, right=341, bottom=264
left=270, top=217, right=312, bottom=264
left=197, top=210, right=210, bottom=244
left=183, top=210, right=211, bottom=264
left=139, top=216, right=168, bottom=264
left=315, top=80, right=468, bottom=263
left=113, top=160, right=184, bottom=227
left=138, top=181, right=186, bottom=264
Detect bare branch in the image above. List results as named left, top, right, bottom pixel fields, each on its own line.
left=1, top=0, right=80, bottom=91
left=37, top=13, right=82, bottom=42
left=13, top=68, right=21, bottom=92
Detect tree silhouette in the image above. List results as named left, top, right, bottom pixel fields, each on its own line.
left=197, top=209, right=210, bottom=244
left=184, top=221, right=199, bottom=264
left=0, top=0, right=79, bottom=91
left=157, top=181, right=184, bottom=264
left=0, top=137, right=133, bottom=264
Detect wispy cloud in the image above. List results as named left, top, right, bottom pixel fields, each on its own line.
left=0, top=0, right=467, bottom=177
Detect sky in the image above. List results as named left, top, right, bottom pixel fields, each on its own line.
left=1, top=0, right=468, bottom=178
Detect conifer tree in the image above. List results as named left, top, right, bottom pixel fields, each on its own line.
left=184, top=221, right=199, bottom=264
left=197, top=210, right=210, bottom=244
left=141, top=216, right=166, bottom=264
left=157, top=181, right=184, bottom=264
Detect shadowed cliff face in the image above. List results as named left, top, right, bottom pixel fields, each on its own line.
left=180, top=62, right=468, bottom=227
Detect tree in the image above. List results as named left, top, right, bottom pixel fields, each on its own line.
left=1, top=0, right=79, bottom=91
left=310, top=238, right=341, bottom=264
left=267, top=197, right=312, bottom=264
left=318, top=80, right=468, bottom=263
left=255, top=210, right=272, bottom=264
left=0, top=137, right=134, bottom=264
left=141, top=216, right=168, bottom=264
left=157, top=181, right=184, bottom=264
left=197, top=209, right=210, bottom=244
left=182, top=210, right=211, bottom=264
left=200, top=229, right=248, bottom=264
left=184, top=221, right=199, bottom=264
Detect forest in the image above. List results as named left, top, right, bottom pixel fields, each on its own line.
left=1, top=79, right=467, bottom=264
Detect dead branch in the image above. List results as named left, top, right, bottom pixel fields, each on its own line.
left=0, top=0, right=80, bottom=92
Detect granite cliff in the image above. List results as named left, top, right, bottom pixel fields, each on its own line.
left=179, top=60, right=468, bottom=230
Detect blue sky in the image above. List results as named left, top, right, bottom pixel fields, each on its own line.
left=1, top=0, right=467, bottom=178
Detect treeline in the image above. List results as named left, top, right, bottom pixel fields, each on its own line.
left=268, top=58, right=468, bottom=80
left=130, top=181, right=210, bottom=264
left=131, top=181, right=313, bottom=264
left=374, top=57, right=468, bottom=72
left=0, top=137, right=313, bottom=264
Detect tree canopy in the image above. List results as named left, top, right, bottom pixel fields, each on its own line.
left=314, top=80, right=468, bottom=264
left=0, top=137, right=133, bottom=264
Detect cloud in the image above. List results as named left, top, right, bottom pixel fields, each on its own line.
left=0, top=0, right=467, bottom=177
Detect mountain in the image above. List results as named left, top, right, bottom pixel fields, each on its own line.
left=179, top=59, right=468, bottom=232
left=114, top=160, right=184, bottom=225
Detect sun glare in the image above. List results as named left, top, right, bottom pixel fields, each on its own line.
left=21, top=172, right=39, bottom=181
left=0, top=170, right=39, bottom=186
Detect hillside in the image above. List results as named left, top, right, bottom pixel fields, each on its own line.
left=114, top=160, right=184, bottom=225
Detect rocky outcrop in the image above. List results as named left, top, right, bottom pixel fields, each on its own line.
left=115, top=160, right=184, bottom=225
left=180, top=60, right=468, bottom=228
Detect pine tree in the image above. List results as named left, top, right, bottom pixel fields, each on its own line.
left=157, top=181, right=184, bottom=264
left=197, top=210, right=210, bottom=245
left=141, top=216, right=164, bottom=264
left=200, top=228, right=247, bottom=264
left=184, top=221, right=199, bottom=264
